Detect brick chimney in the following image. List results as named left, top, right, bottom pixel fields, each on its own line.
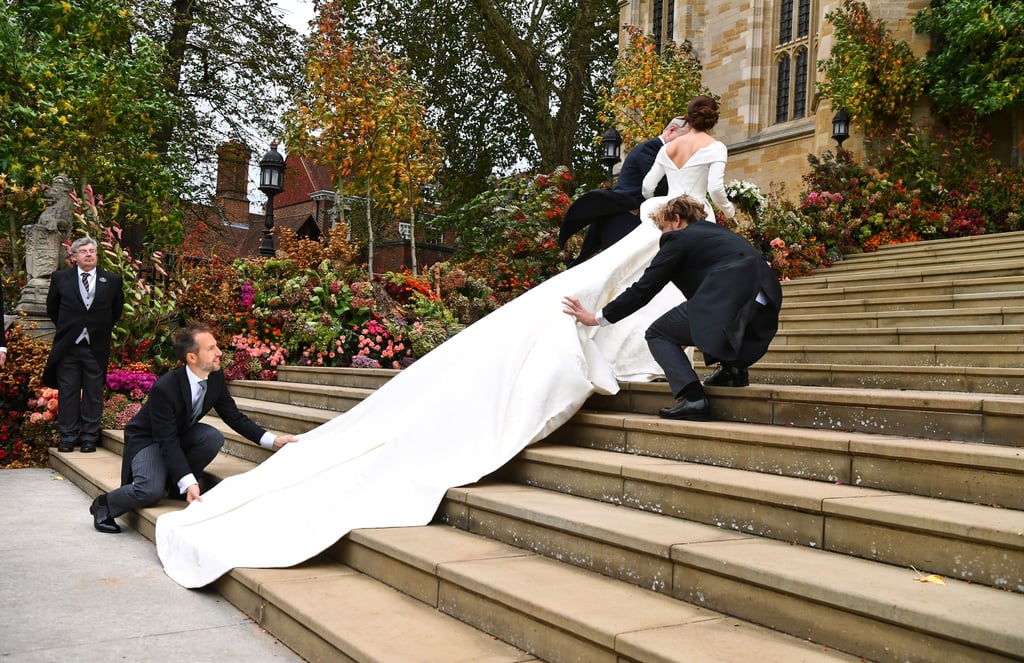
left=215, top=141, right=252, bottom=226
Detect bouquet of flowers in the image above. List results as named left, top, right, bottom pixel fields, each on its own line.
left=726, top=180, right=768, bottom=220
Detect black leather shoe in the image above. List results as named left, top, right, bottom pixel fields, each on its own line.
left=57, top=440, right=75, bottom=453
left=704, top=365, right=749, bottom=387
left=80, top=440, right=97, bottom=453
left=658, top=398, right=711, bottom=420
left=90, top=495, right=121, bottom=534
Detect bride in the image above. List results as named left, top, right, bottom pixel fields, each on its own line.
left=156, top=97, right=735, bottom=589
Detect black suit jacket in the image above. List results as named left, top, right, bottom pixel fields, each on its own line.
left=614, top=136, right=668, bottom=205
left=120, top=367, right=267, bottom=486
left=43, top=266, right=124, bottom=388
left=558, top=137, right=668, bottom=264
left=603, top=222, right=783, bottom=367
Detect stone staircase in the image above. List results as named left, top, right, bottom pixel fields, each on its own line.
left=51, top=230, right=1024, bottom=662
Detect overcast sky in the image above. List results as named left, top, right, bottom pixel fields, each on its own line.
left=276, top=0, right=316, bottom=35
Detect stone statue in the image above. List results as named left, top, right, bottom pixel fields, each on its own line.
left=23, top=174, right=75, bottom=281
left=17, top=174, right=75, bottom=320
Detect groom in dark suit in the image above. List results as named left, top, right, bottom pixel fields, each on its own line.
left=559, top=118, right=688, bottom=265
left=90, top=322, right=299, bottom=533
left=44, top=236, right=124, bottom=453
left=563, top=194, right=783, bottom=421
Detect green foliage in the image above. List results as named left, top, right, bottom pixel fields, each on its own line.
left=73, top=185, right=183, bottom=370
left=431, top=167, right=576, bottom=300
left=130, top=0, right=305, bottom=200
left=0, top=0, right=186, bottom=248
left=284, top=1, right=443, bottom=275
left=818, top=0, right=924, bottom=134
left=914, top=0, right=1024, bottom=116
left=599, top=25, right=712, bottom=149
left=350, top=0, right=620, bottom=204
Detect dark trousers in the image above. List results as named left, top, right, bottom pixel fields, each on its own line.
left=644, top=302, right=699, bottom=399
left=56, top=343, right=105, bottom=445
left=105, top=423, right=224, bottom=518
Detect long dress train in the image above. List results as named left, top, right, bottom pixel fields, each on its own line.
left=156, top=214, right=677, bottom=588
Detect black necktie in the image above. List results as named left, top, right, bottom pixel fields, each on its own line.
left=81, top=272, right=91, bottom=295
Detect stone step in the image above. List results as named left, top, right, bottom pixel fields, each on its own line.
left=46, top=448, right=539, bottom=663
left=753, top=343, right=1024, bottom=368
left=275, top=364, right=396, bottom=389
left=229, top=396, right=336, bottom=434
left=747, top=361, right=1024, bottom=394
left=783, top=256, right=1024, bottom=293
left=782, top=275, right=1024, bottom=303
left=228, top=379, right=374, bottom=414
left=343, top=512, right=1023, bottom=663
left=333, top=525, right=865, bottom=663
left=782, top=289, right=1024, bottom=316
left=587, top=381, right=1024, bottom=446
left=49, top=447, right=862, bottom=663
left=544, top=410, right=1024, bottom=510
left=814, top=230, right=1024, bottom=267
left=491, top=445, right=1024, bottom=591
left=778, top=305, right=1024, bottom=330
left=816, top=239, right=1024, bottom=275
left=772, top=323, right=1024, bottom=346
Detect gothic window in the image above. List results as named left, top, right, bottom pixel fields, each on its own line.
left=776, top=56, right=791, bottom=123
left=773, top=0, right=815, bottom=125
left=794, top=48, right=809, bottom=119
left=652, top=0, right=675, bottom=52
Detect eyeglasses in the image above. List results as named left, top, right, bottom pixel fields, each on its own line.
left=76, top=248, right=97, bottom=255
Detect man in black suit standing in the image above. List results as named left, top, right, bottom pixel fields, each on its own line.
left=90, top=322, right=299, bottom=533
left=44, top=236, right=124, bottom=453
left=563, top=194, right=783, bottom=421
left=559, top=118, right=688, bottom=264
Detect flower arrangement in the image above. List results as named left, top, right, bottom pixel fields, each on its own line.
left=222, top=333, right=288, bottom=381
left=101, top=393, right=143, bottom=430
left=106, top=363, right=158, bottom=396
left=726, top=180, right=768, bottom=220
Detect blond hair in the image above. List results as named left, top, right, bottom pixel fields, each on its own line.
left=653, top=195, right=706, bottom=230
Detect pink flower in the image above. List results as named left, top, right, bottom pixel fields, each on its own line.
left=770, top=237, right=786, bottom=249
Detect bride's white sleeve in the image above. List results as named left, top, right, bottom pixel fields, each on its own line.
left=708, top=158, right=736, bottom=219
left=642, top=156, right=666, bottom=200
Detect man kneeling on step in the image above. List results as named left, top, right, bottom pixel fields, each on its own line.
left=91, top=323, right=299, bottom=533
left=563, top=194, right=782, bottom=421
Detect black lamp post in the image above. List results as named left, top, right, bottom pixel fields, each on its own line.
left=258, top=140, right=286, bottom=257
left=831, top=109, right=851, bottom=150
left=600, top=127, right=622, bottom=186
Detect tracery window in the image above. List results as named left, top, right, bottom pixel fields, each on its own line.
left=652, top=0, right=675, bottom=52
left=774, top=0, right=814, bottom=124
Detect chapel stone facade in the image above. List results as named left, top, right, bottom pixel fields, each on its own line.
left=616, top=0, right=931, bottom=194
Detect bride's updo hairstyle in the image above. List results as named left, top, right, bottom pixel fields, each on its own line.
left=653, top=195, right=706, bottom=230
left=685, top=95, right=720, bottom=132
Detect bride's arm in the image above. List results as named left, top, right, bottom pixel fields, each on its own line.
left=707, top=159, right=736, bottom=219
left=642, top=151, right=667, bottom=199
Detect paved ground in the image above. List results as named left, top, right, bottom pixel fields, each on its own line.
left=0, top=467, right=303, bottom=662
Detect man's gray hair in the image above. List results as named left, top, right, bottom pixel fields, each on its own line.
left=69, top=236, right=97, bottom=253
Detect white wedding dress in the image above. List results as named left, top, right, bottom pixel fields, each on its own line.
left=156, top=149, right=733, bottom=589
left=157, top=214, right=669, bottom=587
left=640, top=141, right=734, bottom=224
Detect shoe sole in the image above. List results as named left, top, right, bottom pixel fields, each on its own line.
left=658, top=411, right=712, bottom=421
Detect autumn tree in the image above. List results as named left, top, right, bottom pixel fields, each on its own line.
left=131, top=0, right=306, bottom=197
left=598, top=25, right=712, bottom=150
left=818, top=0, right=924, bottom=136
left=0, top=0, right=186, bottom=255
left=913, top=0, right=1024, bottom=117
left=349, top=0, right=619, bottom=205
left=284, top=1, right=443, bottom=276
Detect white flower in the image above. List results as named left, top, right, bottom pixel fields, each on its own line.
left=726, top=180, right=767, bottom=217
